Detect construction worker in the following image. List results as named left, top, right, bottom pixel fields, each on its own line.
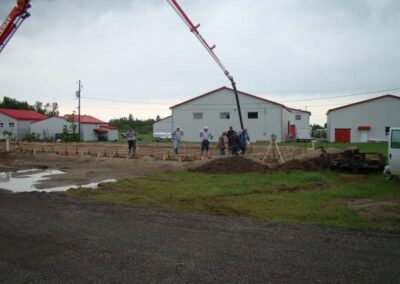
left=218, top=132, right=227, bottom=155
left=125, top=128, right=136, bottom=154
left=172, top=126, right=184, bottom=154
left=226, top=126, right=236, bottom=151
left=200, top=126, right=213, bottom=160
left=239, top=128, right=250, bottom=154
left=230, top=132, right=240, bottom=156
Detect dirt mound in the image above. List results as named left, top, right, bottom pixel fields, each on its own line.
left=191, top=156, right=268, bottom=174
left=279, top=155, right=331, bottom=171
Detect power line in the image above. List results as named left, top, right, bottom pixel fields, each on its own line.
left=81, top=96, right=172, bottom=105
left=278, top=87, right=400, bottom=103
left=80, top=86, right=400, bottom=107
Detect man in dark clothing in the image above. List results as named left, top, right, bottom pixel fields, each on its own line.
left=229, top=133, right=240, bottom=156
left=218, top=132, right=227, bottom=155
left=226, top=126, right=236, bottom=151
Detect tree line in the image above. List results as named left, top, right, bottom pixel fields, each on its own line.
left=0, top=96, right=59, bottom=117
left=109, top=114, right=155, bottom=134
left=1, top=97, right=159, bottom=134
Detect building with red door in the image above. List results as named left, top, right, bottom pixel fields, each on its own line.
left=327, top=94, right=400, bottom=143
left=288, top=108, right=311, bottom=141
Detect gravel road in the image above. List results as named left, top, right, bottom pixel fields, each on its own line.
left=1, top=192, right=399, bottom=283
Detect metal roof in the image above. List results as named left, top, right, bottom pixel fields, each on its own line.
left=0, top=109, right=48, bottom=121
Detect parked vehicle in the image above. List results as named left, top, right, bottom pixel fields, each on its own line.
left=386, top=127, right=400, bottom=176
left=296, top=127, right=312, bottom=142
left=153, top=132, right=172, bottom=142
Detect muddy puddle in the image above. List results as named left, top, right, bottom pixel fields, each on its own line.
left=0, top=169, right=116, bottom=193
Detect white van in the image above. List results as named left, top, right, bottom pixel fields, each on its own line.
left=387, top=127, right=400, bottom=175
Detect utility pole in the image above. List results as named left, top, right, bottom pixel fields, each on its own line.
left=76, top=80, right=81, bottom=140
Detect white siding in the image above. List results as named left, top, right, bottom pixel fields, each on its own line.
left=153, top=116, right=172, bottom=134
left=107, top=129, right=119, bottom=141
left=289, top=110, right=310, bottom=130
left=31, top=117, right=71, bottom=140
left=0, top=113, right=18, bottom=139
left=328, top=96, right=400, bottom=142
left=171, top=88, right=288, bottom=142
left=80, top=124, right=118, bottom=141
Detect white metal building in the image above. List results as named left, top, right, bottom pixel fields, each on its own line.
left=288, top=108, right=311, bottom=140
left=31, top=115, right=119, bottom=141
left=170, top=86, right=291, bottom=142
left=327, top=94, right=400, bottom=143
left=153, top=116, right=172, bottom=135
left=31, top=116, right=72, bottom=140
left=0, top=109, right=47, bottom=140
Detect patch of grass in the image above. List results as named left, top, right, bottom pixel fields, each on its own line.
left=62, top=170, right=400, bottom=231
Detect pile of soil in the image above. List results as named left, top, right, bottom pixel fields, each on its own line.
left=278, top=155, right=331, bottom=171
left=191, top=156, right=268, bottom=174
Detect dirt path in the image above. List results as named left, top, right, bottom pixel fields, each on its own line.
left=0, top=152, right=198, bottom=188
left=0, top=192, right=399, bottom=283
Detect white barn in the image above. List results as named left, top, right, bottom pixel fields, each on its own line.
left=0, top=109, right=47, bottom=140
left=327, top=94, right=400, bottom=143
left=31, top=116, right=72, bottom=140
left=288, top=108, right=311, bottom=140
left=170, top=86, right=291, bottom=142
left=153, top=116, right=172, bottom=135
left=31, top=115, right=119, bottom=141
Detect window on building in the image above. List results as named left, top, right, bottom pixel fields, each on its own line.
left=295, top=114, right=301, bottom=120
left=391, top=130, right=400, bottom=149
left=220, top=112, right=230, bottom=119
left=9, top=122, right=14, bottom=128
left=248, top=112, right=258, bottom=119
left=385, top=126, right=391, bottom=136
left=0, top=122, right=3, bottom=128
left=193, top=112, right=203, bottom=119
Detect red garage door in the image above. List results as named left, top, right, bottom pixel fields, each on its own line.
left=335, top=129, right=351, bottom=143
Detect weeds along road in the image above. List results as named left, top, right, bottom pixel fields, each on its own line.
left=0, top=192, right=399, bottom=283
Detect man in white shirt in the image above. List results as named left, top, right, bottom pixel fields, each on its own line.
left=172, top=126, right=184, bottom=154
left=125, top=128, right=136, bottom=154
left=199, top=126, right=213, bottom=160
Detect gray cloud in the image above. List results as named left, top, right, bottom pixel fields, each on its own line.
left=1, top=0, right=399, bottom=123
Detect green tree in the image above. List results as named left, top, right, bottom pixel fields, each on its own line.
left=0, top=97, right=33, bottom=110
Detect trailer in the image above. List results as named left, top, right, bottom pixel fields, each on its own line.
left=329, top=147, right=385, bottom=173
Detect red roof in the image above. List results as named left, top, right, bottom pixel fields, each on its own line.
left=170, top=86, right=291, bottom=111
left=93, top=127, right=108, bottom=133
left=327, top=94, right=400, bottom=114
left=63, top=114, right=106, bottom=124
left=100, top=124, right=117, bottom=130
left=0, top=109, right=48, bottom=121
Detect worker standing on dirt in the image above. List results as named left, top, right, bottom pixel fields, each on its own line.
left=230, top=132, right=240, bottom=156
left=226, top=126, right=236, bottom=151
left=172, top=126, right=184, bottom=154
left=125, top=128, right=137, bottom=154
left=200, top=126, right=213, bottom=160
left=239, top=129, right=250, bottom=154
left=218, top=132, right=227, bottom=155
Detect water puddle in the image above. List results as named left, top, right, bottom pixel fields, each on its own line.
left=0, top=169, right=116, bottom=193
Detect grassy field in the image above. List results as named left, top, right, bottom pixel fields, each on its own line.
left=64, top=170, right=400, bottom=231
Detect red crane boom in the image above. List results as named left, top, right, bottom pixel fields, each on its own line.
left=167, top=0, right=245, bottom=130
left=0, top=0, right=31, bottom=54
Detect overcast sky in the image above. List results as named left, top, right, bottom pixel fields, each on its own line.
left=1, top=0, right=399, bottom=125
